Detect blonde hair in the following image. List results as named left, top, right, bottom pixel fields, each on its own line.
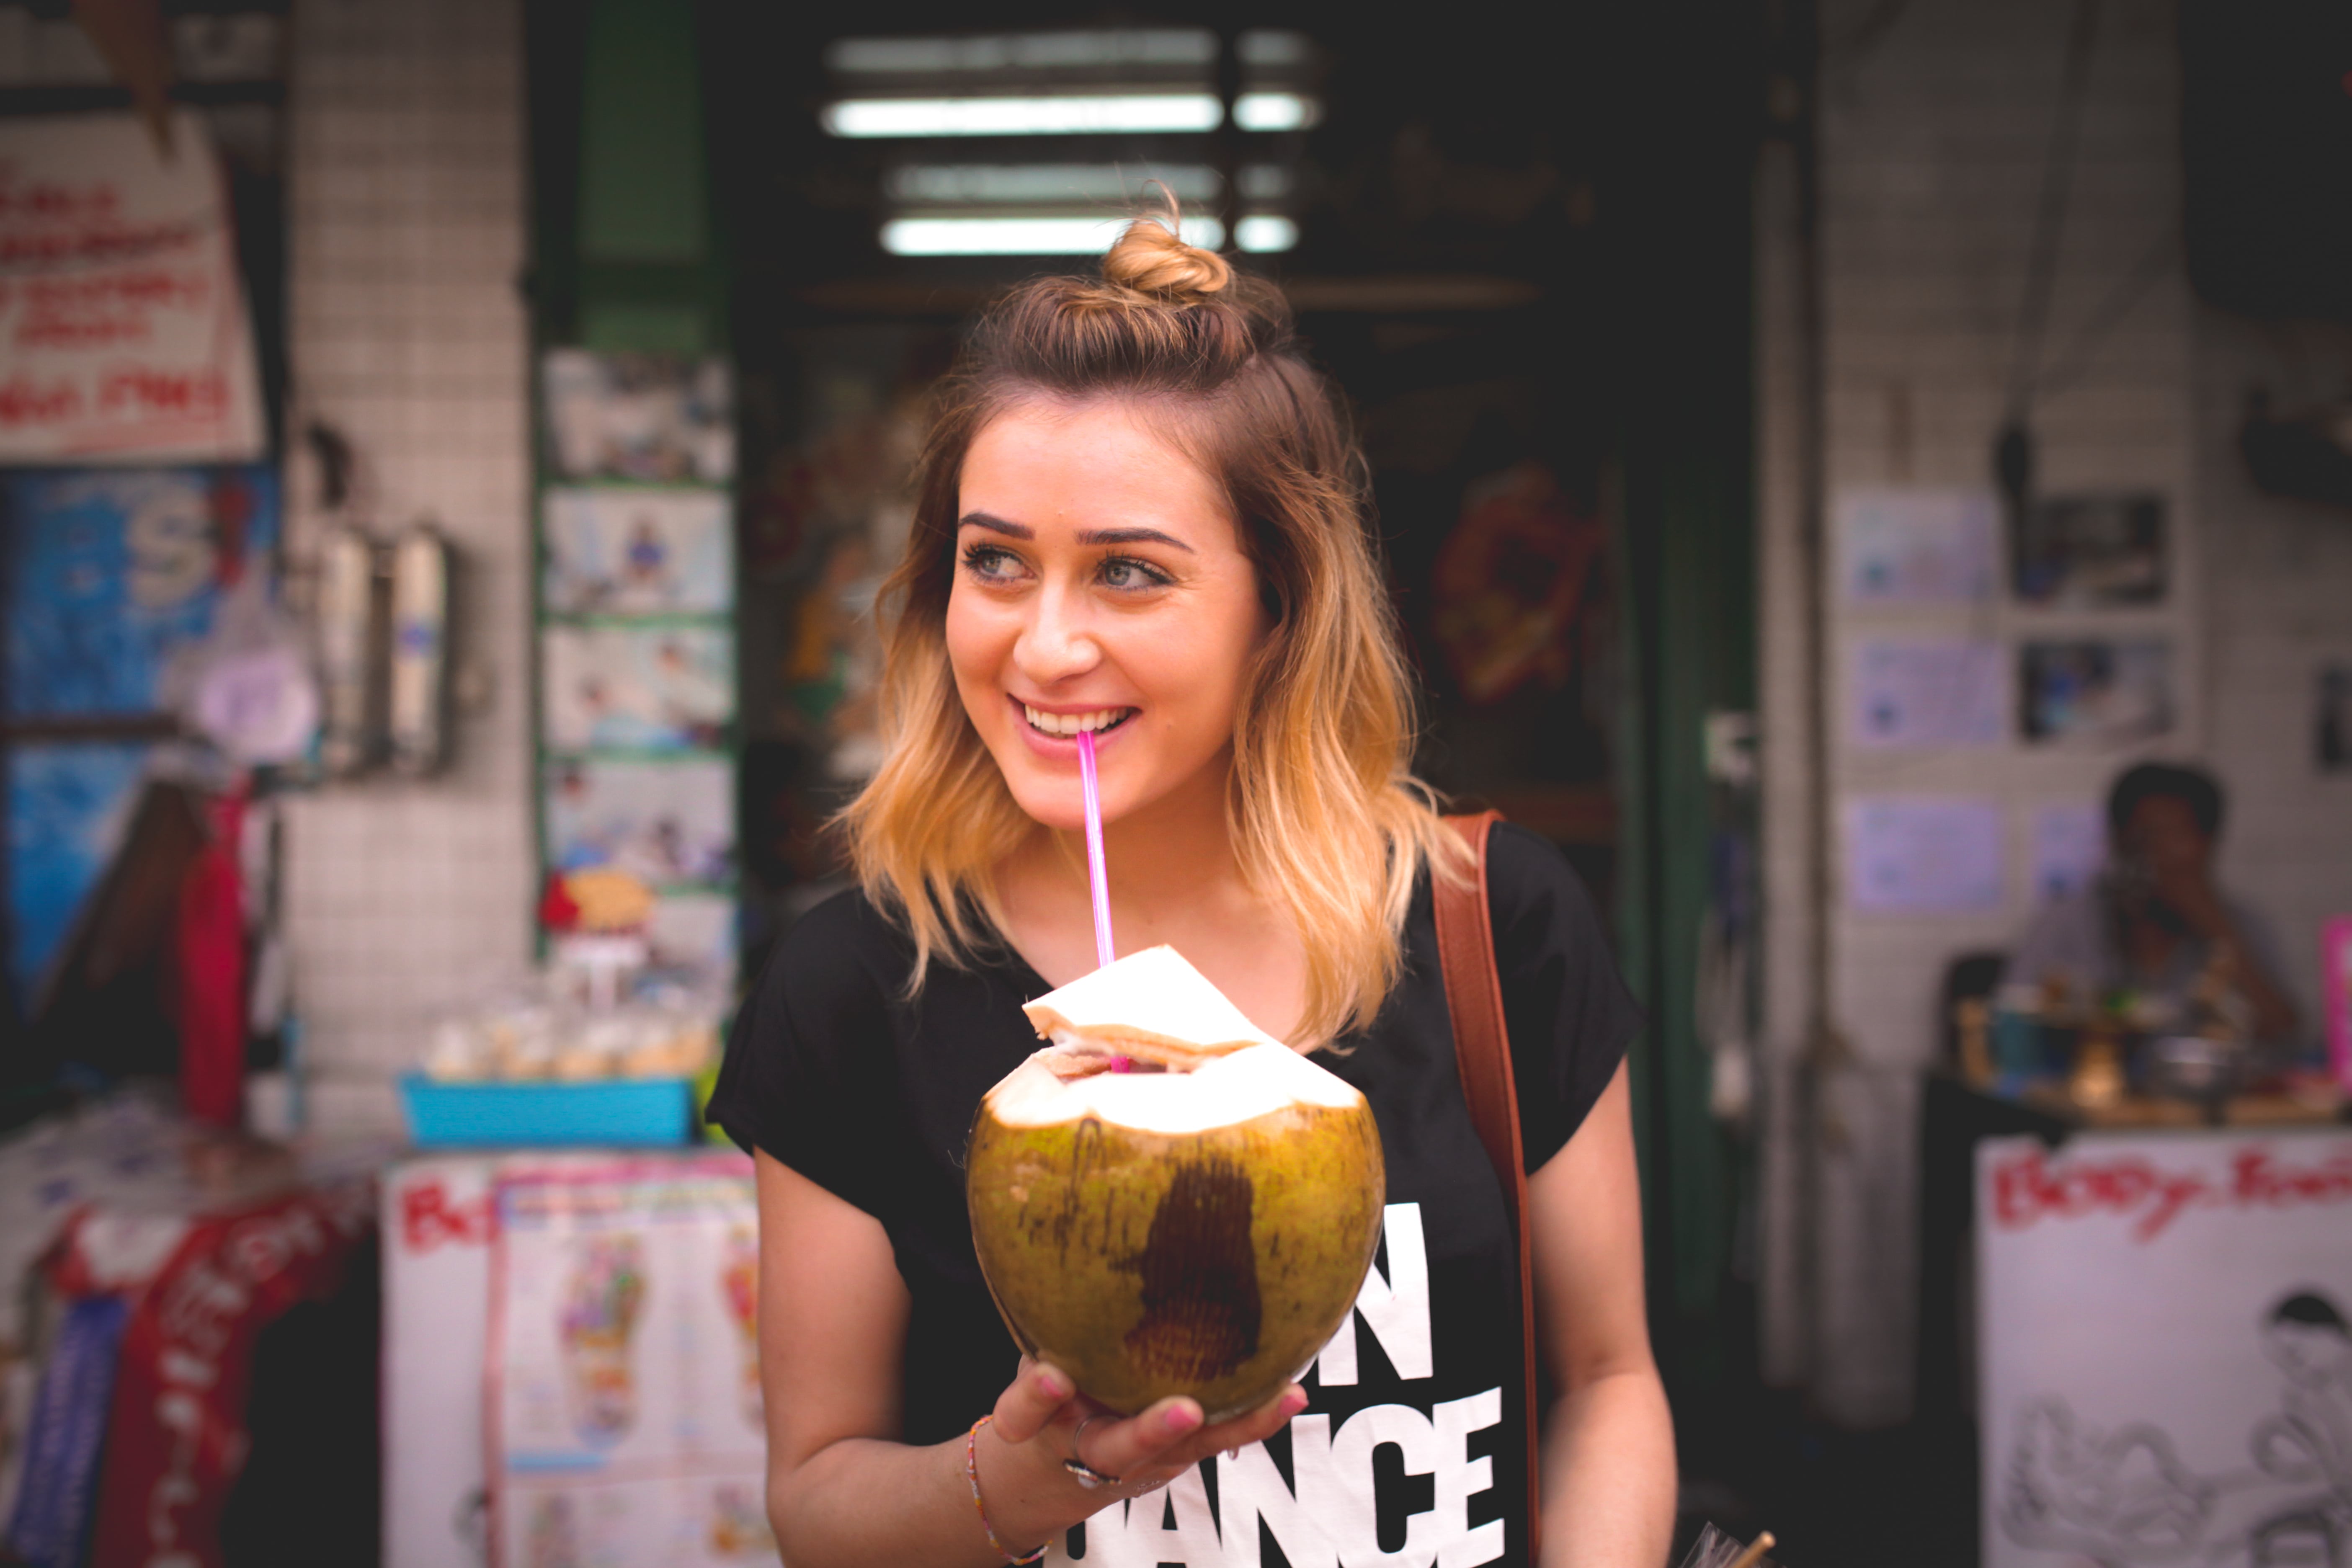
left=839, top=212, right=1467, bottom=1043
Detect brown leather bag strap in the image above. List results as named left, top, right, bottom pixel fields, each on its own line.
left=1434, top=810, right=1542, bottom=1559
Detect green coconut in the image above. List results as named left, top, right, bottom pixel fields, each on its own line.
left=966, top=947, right=1385, bottom=1423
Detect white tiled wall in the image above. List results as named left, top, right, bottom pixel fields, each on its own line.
left=2194, top=314, right=2352, bottom=1025
left=1757, top=0, right=2352, bottom=1424
left=279, top=0, right=534, bottom=1132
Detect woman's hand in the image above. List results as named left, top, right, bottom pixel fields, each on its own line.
left=973, top=1357, right=1309, bottom=1552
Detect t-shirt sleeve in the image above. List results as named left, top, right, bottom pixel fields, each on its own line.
left=706, top=894, right=905, bottom=1219
left=1483, top=823, right=1645, bottom=1172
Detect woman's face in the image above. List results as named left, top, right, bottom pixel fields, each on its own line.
left=947, top=399, right=1269, bottom=834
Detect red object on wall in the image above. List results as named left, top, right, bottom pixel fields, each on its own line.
left=173, top=794, right=246, bottom=1127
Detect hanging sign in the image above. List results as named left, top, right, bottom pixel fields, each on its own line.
left=0, top=111, right=265, bottom=464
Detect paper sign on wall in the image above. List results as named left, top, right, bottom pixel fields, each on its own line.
left=1978, top=1130, right=2352, bottom=1568
left=2027, top=803, right=2107, bottom=905
left=1844, top=797, right=2004, bottom=913
left=490, top=1156, right=768, bottom=1568
left=1836, top=488, right=1999, bottom=605
left=1849, top=637, right=2006, bottom=748
left=0, top=113, right=265, bottom=465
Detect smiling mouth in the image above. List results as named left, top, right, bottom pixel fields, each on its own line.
left=1021, top=703, right=1136, bottom=739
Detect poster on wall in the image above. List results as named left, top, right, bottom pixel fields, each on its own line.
left=542, top=488, right=732, bottom=616
left=2012, top=492, right=2168, bottom=607
left=2026, top=802, right=2107, bottom=906
left=1848, top=637, right=2006, bottom=749
left=0, top=113, right=266, bottom=464
left=541, top=627, right=732, bottom=753
left=3, top=743, right=150, bottom=1002
left=542, top=352, right=734, bottom=485
left=488, top=1158, right=769, bottom=1568
left=1844, top=796, right=2004, bottom=913
left=4, top=466, right=281, bottom=717
left=543, top=758, right=733, bottom=886
left=1835, top=487, right=1999, bottom=606
left=2019, top=640, right=2175, bottom=745
left=1978, top=1130, right=2352, bottom=1568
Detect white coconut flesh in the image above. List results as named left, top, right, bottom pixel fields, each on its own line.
left=988, top=1037, right=1363, bottom=1134
left=1019, top=944, right=1287, bottom=1073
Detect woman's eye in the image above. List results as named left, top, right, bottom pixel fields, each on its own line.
left=960, top=543, right=1026, bottom=582
left=1098, top=555, right=1169, bottom=591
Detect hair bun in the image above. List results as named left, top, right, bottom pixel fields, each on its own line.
left=1102, top=213, right=1232, bottom=304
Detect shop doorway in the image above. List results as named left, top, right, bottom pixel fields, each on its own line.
left=531, top=0, right=1763, bottom=1400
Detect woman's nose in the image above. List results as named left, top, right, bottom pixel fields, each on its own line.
left=1012, top=584, right=1101, bottom=685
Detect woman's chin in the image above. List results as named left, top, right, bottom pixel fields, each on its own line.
left=1009, top=792, right=1089, bottom=833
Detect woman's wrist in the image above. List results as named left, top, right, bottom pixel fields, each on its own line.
left=968, top=1412, right=1076, bottom=1559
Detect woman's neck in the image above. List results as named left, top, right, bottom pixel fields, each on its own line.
left=994, top=757, right=1307, bottom=1039
left=1021, top=759, right=1241, bottom=902
left=997, top=753, right=1281, bottom=987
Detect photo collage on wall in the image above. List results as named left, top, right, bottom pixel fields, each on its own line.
left=537, top=354, right=738, bottom=981
left=1833, top=486, right=2185, bottom=916
left=1836, top=487, right=2180, bottom=754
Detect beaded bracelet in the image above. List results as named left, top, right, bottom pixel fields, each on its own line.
left=965, top=1416, right=1047, bottom=1565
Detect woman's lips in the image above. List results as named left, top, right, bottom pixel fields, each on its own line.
left=1009, top=696, right=1136, bottom=756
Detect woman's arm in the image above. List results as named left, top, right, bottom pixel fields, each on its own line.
left=755, top=1150, right=1303, bottom=1566
left=1529, top=1061, right=1678, bottom=1568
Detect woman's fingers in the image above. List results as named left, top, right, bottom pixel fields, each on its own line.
left=1207, top=1383, right=1310, bottom=1453
left=1073, top=1395, right=1206, bottom=1482
left=1078, top=1383, right=1310, bottom=1483
left=992, top=1357, right=1079, bottom=1445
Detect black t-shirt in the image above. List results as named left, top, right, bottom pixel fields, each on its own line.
left=708, top=823, right=1641, bottom=1568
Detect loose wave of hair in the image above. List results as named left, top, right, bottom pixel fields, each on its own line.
left=838, top=210, right=1467, bottom=1044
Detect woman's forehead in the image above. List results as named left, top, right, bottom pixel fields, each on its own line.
left=960, top=401, right=1235, bottom=541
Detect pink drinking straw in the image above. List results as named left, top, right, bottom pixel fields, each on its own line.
left=1076, top=730, right=1130, bottom=1071
left=1077, top=729, right=1117, bottom=970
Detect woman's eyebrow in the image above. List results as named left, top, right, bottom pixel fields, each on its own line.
left=1077, top=526, right=1194, bottom=553
left=956, top=513, right=1196, bottom=554
left=958, top=511, right=1032, bottom=538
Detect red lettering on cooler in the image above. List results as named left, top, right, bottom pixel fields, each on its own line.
left=1990, top=1142, right=2352, bottom=1242
left=401, top=1181, right=493, bottom=1253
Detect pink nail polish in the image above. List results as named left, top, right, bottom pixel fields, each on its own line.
left=1038, top=1370, right=1069, bottom=1399
left=1166, top=1405, right=1200, bottom=1434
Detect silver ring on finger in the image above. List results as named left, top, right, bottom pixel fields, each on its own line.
left=1065, top=1413, right=1121, bottom=1489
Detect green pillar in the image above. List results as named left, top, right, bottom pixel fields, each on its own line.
left=1605, top=0, right=1759, bottom=1389
left=533, top=0, right=724, bottom=353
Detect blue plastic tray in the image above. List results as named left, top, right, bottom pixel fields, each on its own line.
left=399, top=1072, right=695, bottom=1148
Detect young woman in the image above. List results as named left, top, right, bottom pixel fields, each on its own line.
left=707, top=216, right=1675, bottom=1568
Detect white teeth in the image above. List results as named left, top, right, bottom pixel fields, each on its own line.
left=1022, top=704, right=1129, bottom=737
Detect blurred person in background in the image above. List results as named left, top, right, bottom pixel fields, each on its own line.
left=2004, top=761, right=2299, bottom=1041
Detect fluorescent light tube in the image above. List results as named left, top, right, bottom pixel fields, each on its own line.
left=1235, top=215, right=1299, bottom=253
left=825, top=95, right=1224, bottom=138
left=881, top=215, right=1225, bottom=255
left=1233, top=93, right=1321, bottom=132
left=887, top=164, right=1221, bottom=203
left=829, top=31, right=1216, bottom=74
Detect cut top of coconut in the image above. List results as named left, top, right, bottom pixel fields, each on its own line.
left=985, top=1038, right=1365, bottom=1133
left=1021, top=945, right=1285, bottom=1071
